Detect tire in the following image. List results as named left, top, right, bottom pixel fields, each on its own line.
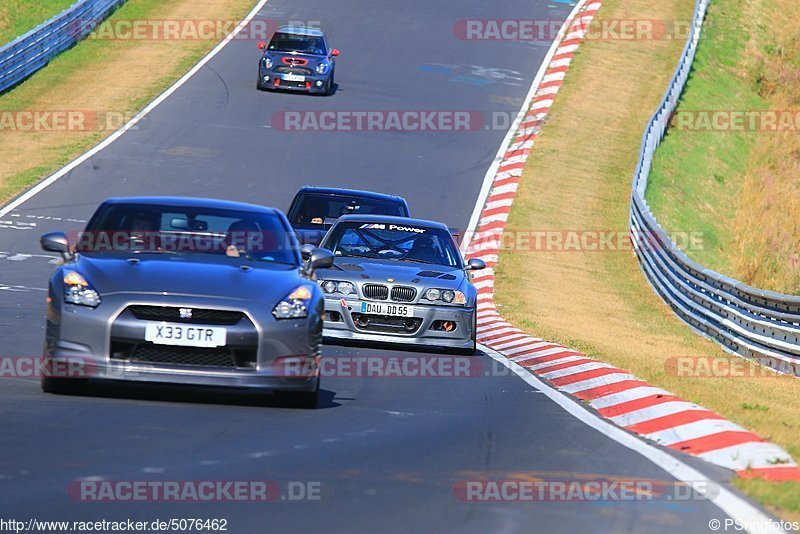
left=41, top=376, right=86, bottom=395
left=324, top=69, right=335, bottom=96
left=461, top=311, right=478, bottom=355
left=278, top=379, right=320, bottom=409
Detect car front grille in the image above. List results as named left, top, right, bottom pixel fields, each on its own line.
left=274, top=66, right=314, bottom=76
left=128, top=306, right=244, bottom=326
left=350, top=313, right=423, bottom=335
left=362, top=284, right=389, bottom=300
left=110, top=342, right=257, bottom=369
left=390, top=286, right=416, bottom=302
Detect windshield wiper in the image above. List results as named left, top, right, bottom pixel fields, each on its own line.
left=249, top=256, right=298, bottom=266
left=338, top=252, right=379, bottom=260
left=399, top=258, right=440, bottom=265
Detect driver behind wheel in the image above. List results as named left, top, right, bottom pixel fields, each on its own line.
left=225, top=219, right=261, bottom=257
left=405, top=234, right=441, bottom=264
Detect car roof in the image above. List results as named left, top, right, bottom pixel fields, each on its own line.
left=277, top=26, right=325, bottom=37
left=335, top=214, right=448, bottom=230
left=101, top=196, right=281, bottom=215
left=296, top=186, right=405, bottom=204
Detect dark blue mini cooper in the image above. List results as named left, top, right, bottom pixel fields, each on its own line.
left=257, top=26, right=339, bottom=95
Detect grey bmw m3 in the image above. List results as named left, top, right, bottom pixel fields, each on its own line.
left=39, top=197, right=333, bottom=408
left=316, top=215, right=486, bottom=354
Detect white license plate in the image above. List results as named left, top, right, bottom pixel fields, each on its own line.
left=283, top=73, right=305, bottom=82
left=360, top=302, right=414, bottom=317
left=144, top=322, right=227, bottom=348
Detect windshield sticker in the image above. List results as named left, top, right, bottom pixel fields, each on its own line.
left=388, top=224, right=426, bottom=233
left=360, top=223, right=386, bottom=230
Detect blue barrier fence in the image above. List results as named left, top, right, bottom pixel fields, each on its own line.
left=0, top=0, right=127, bottom=94
left=629, top=0, right=800, bottom=375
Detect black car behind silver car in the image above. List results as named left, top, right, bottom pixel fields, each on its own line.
left=288, top=186, right=410, bottom=246
left=40, top=197, right=333, bottom=408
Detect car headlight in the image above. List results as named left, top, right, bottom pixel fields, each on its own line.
left=321, top=280, right=337, bottom=294
left=62, top=271, right=101, bottom=307
left=263, top=56, right=273, bottom=68
left=316, top=61, right=330, bottom=74
left=273, top=285, right=313, bottom=320
left=424, top=288, right=441, bottom=301
left=319, top=280, right=356, bottom=296
left=422, top=288, right=467, bottom=305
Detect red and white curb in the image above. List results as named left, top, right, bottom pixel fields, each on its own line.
left=461, top=0, right=800, bottom=483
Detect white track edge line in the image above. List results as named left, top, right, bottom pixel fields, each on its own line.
left=0, top=0, right=272, bottom=218
left=480, top=343, right=783, bottom=533
left=460, top=0, right=588, bottom=252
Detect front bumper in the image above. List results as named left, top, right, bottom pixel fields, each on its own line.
left=259, top=67, right=331, bottom=93
left=322, top=298, right=476, bottom=350
left=43, top=292, right=321, bottom=393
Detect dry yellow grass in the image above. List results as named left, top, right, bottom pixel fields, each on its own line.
left=732, top=0, right=800, bottom=293
left=0, top=0, right=256, bottom=199
left=495, top=0, right=800, bottom=516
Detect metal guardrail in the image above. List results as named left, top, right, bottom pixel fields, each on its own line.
left=629, top=0, right=800, bottom=375
left=0, top=0, right=127, bottom=94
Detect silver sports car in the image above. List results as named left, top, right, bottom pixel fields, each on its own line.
left=39, top=197, right=334, bottom=408
left=316, top=215, right=486, bottom=354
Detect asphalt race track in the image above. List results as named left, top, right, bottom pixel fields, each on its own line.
left=0, top=0, right=766, bottom=531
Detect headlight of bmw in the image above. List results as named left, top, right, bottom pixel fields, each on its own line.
left=318, top=280, right=356, bottom=296
left=273, top=285, right=313, bottom=319
left=62, top=271, right=101, bottom=307
left=316, top=61, right=330, bottom=74
left=422, top=288, right=467, bottom=305
left=263, top=56, right=273, bottom=68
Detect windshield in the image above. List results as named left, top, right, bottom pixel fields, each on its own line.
left=290, top=194, right=407, bottom=227
left=77, top=203, right=300, bottom=265
left=323, top=221, right=462, bottom=268
left=268, top=32, right=326, bottom=55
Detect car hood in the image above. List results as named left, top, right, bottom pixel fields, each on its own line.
left=265, top=51, right=328, bottom=69
left=319, top=258, right=467, bottom=289
left=70, top=253, right=304, bottom=301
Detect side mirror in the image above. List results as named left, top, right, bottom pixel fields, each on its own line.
left=467, top=258, right=486, bottom=271
left=257, top=41, right=267, bottom=50
left=330, top=49, right=340, bottom=57
left=304, top=247, right=334, bottom=276
left=41, top=231, right=72, bottom=261
left=300, top=244, right=315, bottom=261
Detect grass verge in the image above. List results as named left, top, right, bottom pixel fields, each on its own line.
left=0, top=0, right=77, bottom=47
left=646, top=0, right=800, bottom=294
left=0, top=0, right=257, bottom=202
left=495, top=0, right=800, bottom=518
